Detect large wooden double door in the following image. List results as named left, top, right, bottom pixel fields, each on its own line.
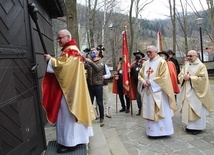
left=0, top=0, right=46, bottom=154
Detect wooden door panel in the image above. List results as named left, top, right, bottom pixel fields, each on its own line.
left=0, top=0, right=27, bottom=46
left=0, top=58, right=45, bottom=154
left=0, top=0, right=61, bottom=154
left=0, top=0, right=46, bottom=153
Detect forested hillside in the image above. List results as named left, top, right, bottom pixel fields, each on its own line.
left=53, top=3, right=213, bottom=66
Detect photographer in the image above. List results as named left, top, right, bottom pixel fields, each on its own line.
left=84, top=47, right=105, bottom=127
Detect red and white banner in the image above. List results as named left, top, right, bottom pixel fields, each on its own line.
left=122, top=30, right=130, bottom=91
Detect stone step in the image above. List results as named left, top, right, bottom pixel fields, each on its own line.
left=88, top=123, right=111, bottom=155
left=44, top=141, right=87, bottom=155
left=103, top=128, right=129, bottom=155
left=89, top=123, right=129, bottom=155
left=44, top=122, right=129, bottom=155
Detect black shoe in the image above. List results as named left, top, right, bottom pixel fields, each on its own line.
left=136, top=110, right=141, bottom=116
left=119, top=108, right=126, bottom=112
left=57, top=145, right=76, bottom=153
left=185, top=128, right=202, bottom=135
left=192, top=130, right=202, bottom=135
left=125, top=109, right=130, bottom=113
left=136, top=113, right=141, bottom=116
left=185, top=128, right=191, bottom=133
left=190, top=129, right=202, bottom=135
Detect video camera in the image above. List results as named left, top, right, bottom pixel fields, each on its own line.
left=83, top=48, right=91, bottom=53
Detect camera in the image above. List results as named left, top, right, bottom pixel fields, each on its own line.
left=83, top=48, right=91, bottom=53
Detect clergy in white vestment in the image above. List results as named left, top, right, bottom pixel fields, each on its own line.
left=178, top=50, right=214, bottom=135
left=138, top=45, right=177, bottom=137
left=42, top=29, right=95, bottom=153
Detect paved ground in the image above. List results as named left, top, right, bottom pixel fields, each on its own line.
left=94, top=84, right=214, bottom=155
left=45, top=84, right=214, bottom=155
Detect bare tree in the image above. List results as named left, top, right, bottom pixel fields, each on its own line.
left=102, top=0, right=107, bottom=46
left=129, top=0, right=134, bottom=59
left=186, top=0, right=214, bottom=43
left=169, top=0, right=176, bottom=53
left=130, top=0, right=154, bottom=59
left=87, top=0, right=98, bottom=47
left=176, top=0, right=189, bottom=53
left=66, top=0, right=79, bottom=45
left=85, top=0, right=116, bottom=48
left=207, top=0, right=214, bottom=43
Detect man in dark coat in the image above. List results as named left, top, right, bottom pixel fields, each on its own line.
left=130, top=50, right=146, bottom=116
left=167, top=49, right=180, bottom=76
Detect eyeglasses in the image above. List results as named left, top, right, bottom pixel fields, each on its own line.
left=56, top=35, right=67, bottom=40
left=147, top=51, right=153, bottom=54
left=186, top=55, right=196, bottom=57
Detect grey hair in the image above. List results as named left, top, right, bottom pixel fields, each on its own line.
left=59, top=29, right=72, bottom=40
left=147, top=45, right=157, bottom=52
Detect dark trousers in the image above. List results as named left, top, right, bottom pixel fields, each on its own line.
left=118, top=93, right=130, bottom=110
left=133, top=79, right=142, bottom=113
left=117, top=74, right=130, bottom=110
left=136, top=91, right=142, bottom=113
left=88, top=85, right=104, bottom=120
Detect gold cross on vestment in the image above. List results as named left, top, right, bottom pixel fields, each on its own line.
left=146, top=67, right=154, bottom=79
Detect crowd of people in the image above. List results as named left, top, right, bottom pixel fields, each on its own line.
left=42, top=29, right=214, bottom=153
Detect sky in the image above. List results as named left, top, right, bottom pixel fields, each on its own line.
left=78, top=0, right=209, bottom=20
left=119, top=0, right=209, bottom=20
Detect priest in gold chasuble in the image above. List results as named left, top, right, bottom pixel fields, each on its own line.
left=42, top=29, right=95, bottom=153
left=138, top=45, right=177, bottom=137
left=178, top=50, right=214, bottom=135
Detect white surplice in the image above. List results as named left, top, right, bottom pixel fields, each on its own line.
left=140, top=57, right=174, bottom=137
left=178, top=60, right=207, bottom=130
left=47, top=60, right=93, bottom=147
left=144, top=90, right=174, bottom=136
